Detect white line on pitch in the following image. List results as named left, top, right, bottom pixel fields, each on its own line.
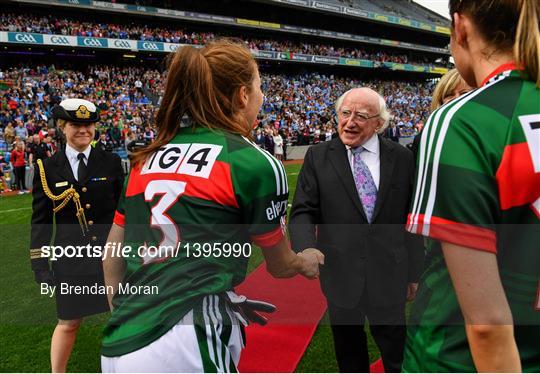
left=0, top=207, right=32, bottom=213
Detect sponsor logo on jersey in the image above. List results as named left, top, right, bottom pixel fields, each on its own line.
left=266, top=199, right=288, bottom=221
left=141, top=143, right=222, bottom=179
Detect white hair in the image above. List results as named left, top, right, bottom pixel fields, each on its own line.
left=335, top=88, right=390, bottom=134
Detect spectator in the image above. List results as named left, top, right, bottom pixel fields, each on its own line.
left=4, top=122, right=16, bottom=146
left=96, top=133, right=113, bottom=152
left=0, top=165, right=10, bottom=193
left=273, top=128, right=284, bottom=161
left=27, top=134, right=51, bottom=165
left=385, top=123, right=400, bottom=142
left=263, top=125, right=275, bottom=155
left=10, top=140, right=28, bottom=193
left=143, top=126, right=155, bottom=142
left=14, top=120, right=29, bottom=141
left=254, top=128, right=265, bottom=148
left=108, top=121, right=122, bottom=147
left=43, top=135, right=57, bottom=155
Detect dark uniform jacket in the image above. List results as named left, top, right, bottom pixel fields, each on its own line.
left=27, top=142, right=50, bottom=163
left=289, top=136, right=424, bottom=308
left=30, top=146, right=124, bottom=276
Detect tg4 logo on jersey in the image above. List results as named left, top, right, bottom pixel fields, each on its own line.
left=141, top=143, right=222, bottom=179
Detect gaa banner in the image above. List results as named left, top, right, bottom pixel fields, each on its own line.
left=6, top=32, right=44, bottom=44
left=0, top=32, right=447, bottom=75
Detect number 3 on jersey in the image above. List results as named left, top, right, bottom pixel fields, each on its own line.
left=139, top=143, right=222, bottom=263
left=141, top=180, right=186, bottom=264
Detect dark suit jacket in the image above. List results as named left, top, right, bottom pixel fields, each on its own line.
left=30, top=146, right=124, bottom=276
left=289, top=136, right=424, bottom=308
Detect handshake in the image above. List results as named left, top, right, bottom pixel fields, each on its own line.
left=265, top=244, right=324, bottom=280
left=296, top=248, right=325, bottom=280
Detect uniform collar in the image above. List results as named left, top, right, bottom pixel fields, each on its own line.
left=480, top=62, right=518, bottom=87
left=65, top=143, right=91, bottom=163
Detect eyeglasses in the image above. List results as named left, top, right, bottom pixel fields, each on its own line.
left=339, top=110, right=380, bottom=123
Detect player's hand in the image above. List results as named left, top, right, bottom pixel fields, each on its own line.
left=298, top=248, right=324, bottom=279
left=34, top=269, right=55, bottom=287
left=407, top=282, right=418, bottom=301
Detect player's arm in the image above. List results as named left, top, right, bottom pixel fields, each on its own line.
left=103, top=223, right=126, bottom=310
left=262, top=236, right=324, bottom=279
left=235, top=143, right=323, bottom=279
left=442, top=242, right=521, bottom=372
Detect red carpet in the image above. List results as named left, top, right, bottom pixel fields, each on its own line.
left=236, top=265, right=385, bottom=373
left=370, top=359, right=385, bottom=373
left=236, top=265, right=327, bottom=372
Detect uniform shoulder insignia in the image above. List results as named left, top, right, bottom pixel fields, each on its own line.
left=75, top=105, right=91, bottom=119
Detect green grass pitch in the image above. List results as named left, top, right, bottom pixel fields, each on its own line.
left=0, top=163, right=379, bottom=372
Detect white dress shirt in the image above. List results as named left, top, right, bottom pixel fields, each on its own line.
left=345, top=134, right=380, bottom=189
left=65, top=144, right=91, bottom=181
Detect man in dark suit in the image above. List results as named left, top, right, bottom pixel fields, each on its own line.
left=289, top=88, right=424, bottom=373
left=30, top=98, right=124, bottom=372
left=96, top=133, right=114, bottom=152
left=386, top=123, right=400, bottom=142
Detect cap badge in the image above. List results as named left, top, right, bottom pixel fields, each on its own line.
left=75, top=105, right=91, bottom=119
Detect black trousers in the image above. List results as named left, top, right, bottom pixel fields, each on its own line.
left=328, top=297, right=406, bottom=373
left=13, top=166, right=26, bottom=190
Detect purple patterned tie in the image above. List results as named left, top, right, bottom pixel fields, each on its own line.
left=352, top=147, right=377, bottom=223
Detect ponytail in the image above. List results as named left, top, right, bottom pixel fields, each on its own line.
left=514, top=0, right=540, bottom=87
left=449, top=0, right=540, bottom=87
left=131, top=41, right=257, bottom=166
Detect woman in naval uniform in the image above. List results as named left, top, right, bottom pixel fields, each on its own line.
left=30, top=98, right=124, bottom=372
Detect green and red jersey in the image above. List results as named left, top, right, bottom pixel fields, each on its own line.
left=405, top=64, right=540, bottom=372
left=102, top=126, right=288, bottom=357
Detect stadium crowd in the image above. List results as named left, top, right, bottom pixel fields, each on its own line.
left=0, top=63, right=433, bottom=192
left=0, top=13, right=448, bottom=67
left=258, top=73, right=432, bottom=142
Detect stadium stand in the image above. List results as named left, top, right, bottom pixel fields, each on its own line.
left=0, top=0, right=446, bottom=167
left=0, top=13, right=449, bottom=67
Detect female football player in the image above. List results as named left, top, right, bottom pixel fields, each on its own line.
left=405, top=0, right=539, bottom=371
left=101, top=40, right=324, bottom=372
